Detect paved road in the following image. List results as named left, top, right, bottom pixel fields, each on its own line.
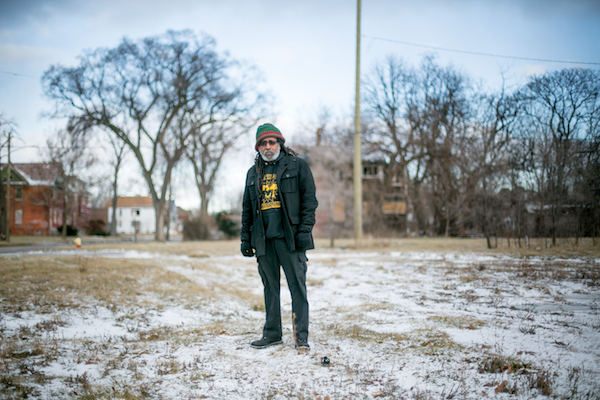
left=0, top=234, right=184, bottom=254
left=0, top=242, right=71, bottom=254
left=0, top=237, right=156, bottom=254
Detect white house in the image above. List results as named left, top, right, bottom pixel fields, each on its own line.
left=105, top=196, right=155, bottom=235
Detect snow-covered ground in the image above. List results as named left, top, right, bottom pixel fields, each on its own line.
left=1, top=248, right=599, bottom=399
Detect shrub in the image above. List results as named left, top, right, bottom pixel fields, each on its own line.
left=182, top=215, right=212, bottom=241
left=58, top=225, right=79, bottom=236
left=87, top=219, right=108, bottom=236
left=215, top=211, right=240, bottom=239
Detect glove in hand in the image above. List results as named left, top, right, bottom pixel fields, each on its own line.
left=295, top=232, right=312, bottom=249
left=241, top=241, right=254, bottom=257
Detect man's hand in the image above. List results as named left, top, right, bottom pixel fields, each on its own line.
left=241, top=241, right=254, bottom=257
left=295, top=232, right=312, bottom=250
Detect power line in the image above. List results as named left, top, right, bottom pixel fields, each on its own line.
left=364, top=35, right=600, bottom=66
left=0, top=70, right=38, bottom=78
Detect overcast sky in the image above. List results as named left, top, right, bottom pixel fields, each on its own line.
left=1, top=0, right=599, bottom=209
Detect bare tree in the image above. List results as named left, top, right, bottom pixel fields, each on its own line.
left=514, top=68, right=600, bottom=245
left=362, top=55, right=476, bottom=236
left=362, top=56, right=417, bottom=234
left=42, top=30, right=268, bottom=241
left=363, top=55, right=416, bottom=188
left=184, top=85, right=267, bottom=232
left=466, top=87, right=518, bottom=248
left=103, top=133, right=129, bottom=236
left=406, top=56, right=472, bottom=236
left=44, top=117, right=95, bottom=238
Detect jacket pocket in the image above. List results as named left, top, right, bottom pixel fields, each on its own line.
left=280, top=170, right=298, bottom=193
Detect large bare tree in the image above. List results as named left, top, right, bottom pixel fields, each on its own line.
left=42, top=30, right=267, bottom=240
left=363, top=56, right=417, bottom=189
left=363, top=56, right=473, bottom=236
left=465, top=88, right=518, bottom=248
left=514, top=68, right=600, bottom=245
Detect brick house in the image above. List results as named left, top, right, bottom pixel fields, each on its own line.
left=0, top=163, right=90, bottom=236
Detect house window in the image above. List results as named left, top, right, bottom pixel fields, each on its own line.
left=363, top=165, right=379, bottom=179
left=15, top=209, right=23, bottom=225
left=132, top=209, right=140, bottom=216
left=15, top=187, right=22, bottom=200
left=119, top=209, right=122, bottom=216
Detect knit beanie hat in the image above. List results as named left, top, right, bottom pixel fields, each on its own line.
left=255, top=123, right=285, bottom=151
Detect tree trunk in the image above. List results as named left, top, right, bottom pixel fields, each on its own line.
left=110, top=182, right=118, bottom=236
left=154, top=201, right=166, bottom=241
left=444, top=206, right=450, bottom=238
left=61, top=194, right=67, bottom=239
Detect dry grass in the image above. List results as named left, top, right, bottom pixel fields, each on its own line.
left=0, top=237, right=598, bottom=399
left=0, top=255, right=208, bottom=316
left=428, top=315, right=486, bottom=330
left=315, top=236, right=600, bottom=258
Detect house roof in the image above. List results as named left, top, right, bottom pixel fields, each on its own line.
left=2, top=163, right=63, bottom=186
left=102, top=196, right=154, bottom=208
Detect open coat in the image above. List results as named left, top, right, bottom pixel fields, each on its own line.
left=241, top=154, right=318, bottom=257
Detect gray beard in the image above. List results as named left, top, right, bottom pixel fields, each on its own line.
left=260, top=147, right=281, bottom=162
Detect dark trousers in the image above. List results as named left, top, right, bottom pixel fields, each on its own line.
left=257, top=238, right=309, bottom=343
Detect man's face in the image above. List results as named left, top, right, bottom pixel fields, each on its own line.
left=259, top=138, right=280, bottom=162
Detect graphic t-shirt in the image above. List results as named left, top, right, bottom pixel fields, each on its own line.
left=261, top=173, right=281, bottom=211
left=261, top=163, right=284, bottom=239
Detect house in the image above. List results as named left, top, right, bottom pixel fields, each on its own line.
left=104, top=196, right=155, bottom=235
left=295, top=144, right=353, bottom=239
left=0, top=162, right=90, bottom=236
left=296, top=142, right=411, bottom=238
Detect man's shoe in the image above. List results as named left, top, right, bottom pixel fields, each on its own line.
left=296, top=339, right=310, bottom=353
left=251, top=337, right=282, bottom=349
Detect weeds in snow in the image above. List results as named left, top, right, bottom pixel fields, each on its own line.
left=0, top=240, right=599, bottom=399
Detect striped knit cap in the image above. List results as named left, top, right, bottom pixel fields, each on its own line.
left=255, top=123, right=285, bottom=151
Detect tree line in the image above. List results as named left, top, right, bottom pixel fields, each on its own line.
left=2, top=29, right=598, bottom=245
left=314, top=55, right=599, bottom=247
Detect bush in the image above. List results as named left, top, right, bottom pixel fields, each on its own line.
left=182, top=215, right=212, bottom=241
left=87, top=219, right=109, bottom=236
left=215, top=211, right=240, bottom=239
left=58, top=225, right=79, bottom=236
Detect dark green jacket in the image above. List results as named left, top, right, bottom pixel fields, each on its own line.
left=241, top=153, right=318, bottom=257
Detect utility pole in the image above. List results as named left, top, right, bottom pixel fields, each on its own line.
left=6, top=132, right=11, bottom=242
left=353, top=0, right=363, bottom=245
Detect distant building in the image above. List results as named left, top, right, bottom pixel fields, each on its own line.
left=104, top=196, right=155, bottom=235
left=296, top=142, right=411, bottom=239
left=0, top=162, right=90, bottom=236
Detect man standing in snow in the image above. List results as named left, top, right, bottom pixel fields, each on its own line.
left=240, top=123, right=318, bottom=352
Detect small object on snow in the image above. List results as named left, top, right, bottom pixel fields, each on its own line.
left=321, top=356, right=330, bottom=366
left=74, top=237, right=82, bottom=248
left=495, top=380, right=508, bottom=393
left=372, top=391, right=384, bottom=397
